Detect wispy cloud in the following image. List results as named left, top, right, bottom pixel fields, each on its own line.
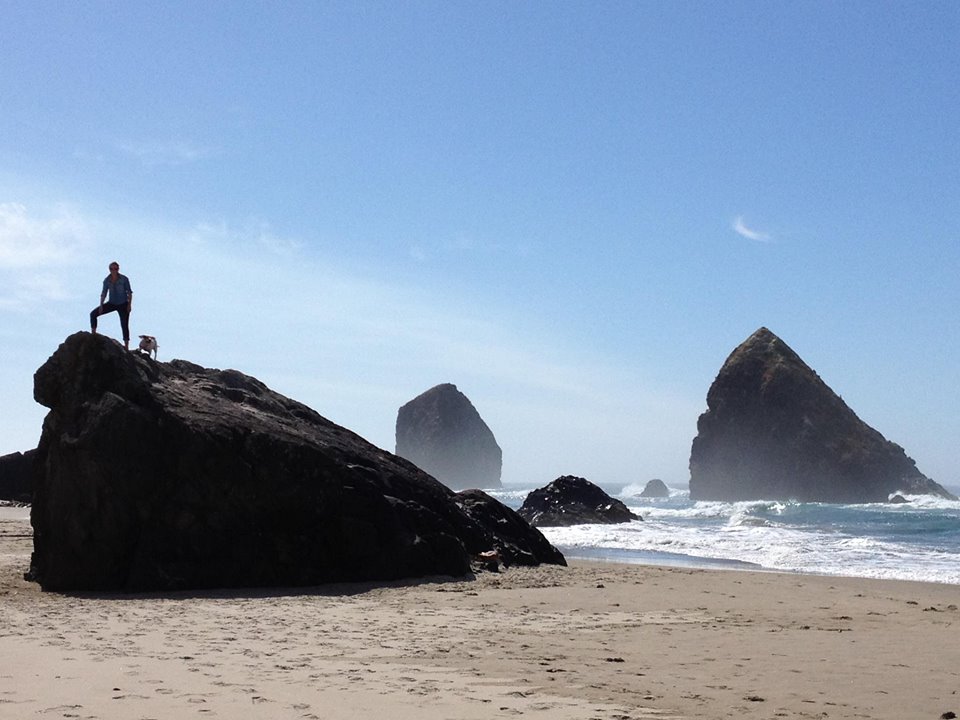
left=186, top=218, right=303, bottom=256
left=0, top=202, right=90, bottom=269
left=0, top=202, right=92, bottom=312
left=116, top=139, right=217, bottom=167
left=732, top=215, right=772, bottom=242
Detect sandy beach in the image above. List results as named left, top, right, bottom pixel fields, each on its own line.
left=2, top=506, right=958, bottom=720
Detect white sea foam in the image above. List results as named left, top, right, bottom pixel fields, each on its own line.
left=540, top=517, right=960, bottom=585
left=491, top=485, right=960, bottom=585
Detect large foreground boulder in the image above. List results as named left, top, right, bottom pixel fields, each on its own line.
left=689, top=328, right=955, bottom=503
left=396, top=383, right=502, bottom=490
left=0, top=449, right=35, bottom=503
left=518, top=476, right=640, bottom=527
left=27, top=333, right=563, bottom=592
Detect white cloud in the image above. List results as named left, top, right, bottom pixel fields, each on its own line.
left=116, top=139, right=217, bottom=167
left=0, top=202, right=90, bottom=269
left=732, top=215, right=771, bottom=242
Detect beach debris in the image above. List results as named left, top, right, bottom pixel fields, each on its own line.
left=473, top=549, right=502, bottom=571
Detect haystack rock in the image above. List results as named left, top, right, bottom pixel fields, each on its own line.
left=689, top=327, right=955, bottom=503
left=518, top=476, right=640, bottom=527
left=27, top=333, right=564, bottom=592
left=395, top=383, right=502, bottom=490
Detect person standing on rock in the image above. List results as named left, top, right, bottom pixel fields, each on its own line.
left=90, top=261, right=133, bottom=350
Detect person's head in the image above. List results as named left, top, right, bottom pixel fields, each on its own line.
left=108, top=261, right=120, bottom=274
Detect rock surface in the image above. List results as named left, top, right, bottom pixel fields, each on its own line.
left=27, top=333, right=563, bottom=592
left=455, top=489, right=566, bottom=567
left=395, top=383, right=502, bottom=490
left=0, top=450, right=35, bottom=503
left=639, top=479, right=670, bottom=498
left=518, top=476, right=640, bottom=527
left=689, top=327, right=955, bottom=503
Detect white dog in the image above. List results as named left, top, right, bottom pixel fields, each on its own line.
left=137, top=334, right=158, bottom=359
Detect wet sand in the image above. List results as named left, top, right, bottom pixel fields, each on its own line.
left=2, top=507, right=958, bottom=719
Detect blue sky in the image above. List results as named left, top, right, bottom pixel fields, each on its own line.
left=2, top=1, right=958, bottom=488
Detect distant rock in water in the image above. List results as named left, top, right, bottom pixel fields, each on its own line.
left=639, top=479, right=670, bottom=498
left=395, top=383, right=502, bottom=490
left=518, top=476, right=640, bottom=527
left=0, top=449, right=35, bottom=503
left=27, top=333, right=563, bottom=592
left=689, top=327, right=955, bottom=503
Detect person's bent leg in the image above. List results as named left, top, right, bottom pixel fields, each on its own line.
left=90, top=306, right=102, bottom=333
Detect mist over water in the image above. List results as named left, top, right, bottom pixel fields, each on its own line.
left=491, top=482, right=960, bottom=585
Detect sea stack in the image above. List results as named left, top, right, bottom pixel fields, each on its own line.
left=395, top=383, right=502, bottom=490
left=639, top=479, right=670, bottom=498
left=689, top=327, right=955, bottom=503
left=27, top=333, right=562, bottom=592
left=518, top=476, right=639, bottom=527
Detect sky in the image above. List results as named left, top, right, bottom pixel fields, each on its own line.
left=2, top=1, right=958, bottom=489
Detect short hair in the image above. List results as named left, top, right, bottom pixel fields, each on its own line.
left=109, top=262, right=120, bottom=270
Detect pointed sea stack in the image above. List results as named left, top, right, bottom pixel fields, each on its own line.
left=689, top=328, right=955, bottom=503
left=396, top=384, right=502, bottom=490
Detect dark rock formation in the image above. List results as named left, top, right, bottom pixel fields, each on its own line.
left=518, top=476, right=640, bottom=527
left=395, top=383, right=502, bottom=490
left=639, top=479, right=670, bottom=498
left=689, top=327, right=955, bottom=503
left=888, top=494, right=910, bottom=504
left=455, top=489, right=566, bottom=567
left=0, top=449, right=35, bottom=503
left=27, top=333, right=563, bottom=592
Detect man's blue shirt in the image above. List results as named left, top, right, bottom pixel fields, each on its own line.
left=102, top=274, right=132, bottom=305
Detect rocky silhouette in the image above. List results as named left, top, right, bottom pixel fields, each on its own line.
left=518, top=476, right=640, bottom=527
left=395, top=383, right=502, bottom=490
left=639, top=479, right=670, bottom=498
left=27, top=333, right=564, bottom=592
left=0, top=449, right=34, bottom=503
left=689, top=327, right=955, bottom=503
left=455, top=489, right=566, bottom=566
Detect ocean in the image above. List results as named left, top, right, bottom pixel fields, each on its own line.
left=489, top=483, right=960, bottom=585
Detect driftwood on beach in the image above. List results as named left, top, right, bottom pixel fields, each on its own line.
left=26, top=332, right=564, bottom=593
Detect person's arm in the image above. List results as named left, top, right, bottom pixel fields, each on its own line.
left=126, top=277, right=133, bottom=312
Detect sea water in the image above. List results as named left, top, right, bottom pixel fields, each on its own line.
left=488, top=483, right=960, bottom=585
